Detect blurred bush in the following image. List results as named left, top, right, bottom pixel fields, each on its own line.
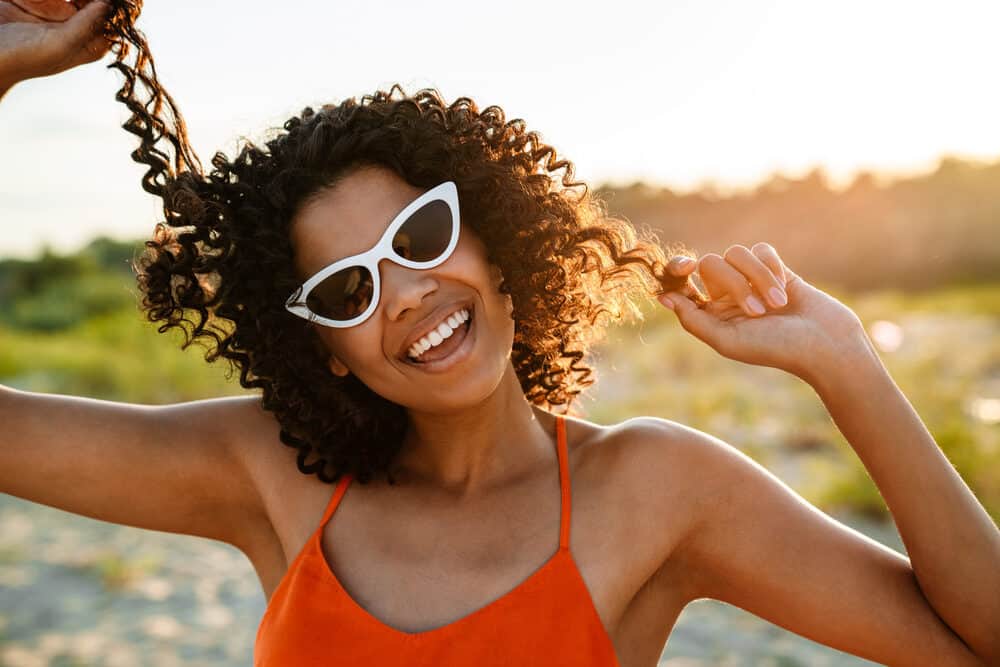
left=598, top=155, right=1000, bottom=291
left=0, top=237, right=140, bottom=332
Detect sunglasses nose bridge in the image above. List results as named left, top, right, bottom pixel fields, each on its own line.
left=376, top=256, right=438, bottom=321
left=376, top=254, right=423, bottom=293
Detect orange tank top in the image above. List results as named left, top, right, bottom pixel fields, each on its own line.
left=253, top=415, right=621, bottom=666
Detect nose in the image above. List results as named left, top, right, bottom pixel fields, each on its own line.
left=378, top=258, right=437, bottom=322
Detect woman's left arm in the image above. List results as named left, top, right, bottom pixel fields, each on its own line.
left=803, top=333, right=1000, bottom=662
left=655, top=246, right=1000, bottom=663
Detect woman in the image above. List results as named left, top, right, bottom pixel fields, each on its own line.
left=1, top=2, right=997, bottom=666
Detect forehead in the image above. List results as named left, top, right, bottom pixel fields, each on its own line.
left=290, top=165, right=426, bottom=279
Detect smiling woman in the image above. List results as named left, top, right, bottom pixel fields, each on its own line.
left=103, top=24, right=699, bottom=487
left=1, top=1, right=998, bottom=666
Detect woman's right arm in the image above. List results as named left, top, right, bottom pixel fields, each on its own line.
left=0, top=386, right=273, bottom=552
left=1, top=2, right=277, bottom=554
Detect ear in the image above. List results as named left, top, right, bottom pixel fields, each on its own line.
left=328, top=355, right=351, bottom=377
left=309, top=325, right=350, bottom=377
left=489, top=263, right=514, bottom=317
left=488, top=262, right=505, bottom=288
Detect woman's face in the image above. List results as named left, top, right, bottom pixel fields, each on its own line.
left=289, top=164, right=516, bottom=411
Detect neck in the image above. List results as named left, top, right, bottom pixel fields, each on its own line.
left=389, top=362, right=560, bottom=499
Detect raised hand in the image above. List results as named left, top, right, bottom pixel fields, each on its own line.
left=658, top=243, right=872, bottom=384
left=0, top=0, right=112, bottom=89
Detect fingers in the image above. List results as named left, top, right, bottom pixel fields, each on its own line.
left=11, top=0, right=75, bottom=21
left=46, top=0, right=112, bottom=66
left=723, top=244, right=788, bottom=309
left=693, top=252, right=761, bottom=317
left=76, top=30, right=111, bottom=64
left=658, top=289, right=738, bottom=357
left=666, top=255, right=697, bottom=277
left=692, top=244, right=788, bottom=316
left=749, top=242, right=787, bottom=288
left=663, top=253, right=710, bottom=301
left=658, top=243, right=798, bottom=318
left=0, top=2, right=46, bottom=24
left=753, top=241, right=805, bottom=289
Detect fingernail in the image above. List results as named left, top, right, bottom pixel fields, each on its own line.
left=660, top=295, right=675, bottom=310
left=768, top=287, right=787, bottom=307
left=746, top=295, right=766, bottom=315
left=676, top=257, right=694, bottom=267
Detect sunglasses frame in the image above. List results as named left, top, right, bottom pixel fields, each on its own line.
left=285, top=180, right=461, bottom=328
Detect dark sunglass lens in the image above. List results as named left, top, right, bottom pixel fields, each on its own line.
left=392, top=199, right=453, bottom=262
left=307, top=266, right=374, bottom=321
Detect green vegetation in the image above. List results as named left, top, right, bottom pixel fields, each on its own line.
left=0, top=237, right=242, bottom=404
left=0, top=238, right=141, bottom=332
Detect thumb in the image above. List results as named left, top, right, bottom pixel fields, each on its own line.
left=660, top=290, right=731, bottom=349
left=52, top=2, right=112, bottom=55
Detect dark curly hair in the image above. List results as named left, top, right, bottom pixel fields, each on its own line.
left=101, top=0, right=706, bottom=486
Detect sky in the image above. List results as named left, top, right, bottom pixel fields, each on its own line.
left=1, top=0, right=999, bottom=259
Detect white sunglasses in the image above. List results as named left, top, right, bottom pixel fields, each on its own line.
left=285, top=180, right=461, bottom=328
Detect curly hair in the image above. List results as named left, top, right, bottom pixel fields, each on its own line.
left=100, top=0, right=705, bottom=486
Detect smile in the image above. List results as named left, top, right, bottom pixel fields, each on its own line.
left=401, top=304, right=476, bottom=373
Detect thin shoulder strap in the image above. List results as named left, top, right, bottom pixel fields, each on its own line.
left=318, top=472, right=353, bottom=530
left=556, top=415, right=571, bottom=551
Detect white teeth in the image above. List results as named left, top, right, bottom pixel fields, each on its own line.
left=407, top=307, right=470, bottom=361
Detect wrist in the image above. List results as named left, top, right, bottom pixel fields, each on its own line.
left=797, top=324, right=886, bottom=394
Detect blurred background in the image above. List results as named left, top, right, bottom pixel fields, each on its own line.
left=1, top=0, right=999, bottom=665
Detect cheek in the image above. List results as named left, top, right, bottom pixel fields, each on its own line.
left=448, top=235, right=510, bottom=311
left=309, top=324, right=332, bottom=355
left=448, top=232, right=495, bottom=285
left=311, top=325, right=367, bottom=364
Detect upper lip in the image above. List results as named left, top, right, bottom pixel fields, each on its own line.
left=398, top=300, right=473, bottom=360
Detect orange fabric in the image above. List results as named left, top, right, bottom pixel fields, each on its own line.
left=254, top=415, right=621, bottom=666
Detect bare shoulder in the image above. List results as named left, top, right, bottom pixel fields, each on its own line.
left=603, top=418, right=986, bottom=666
left=582, top=417, right=745, bottom=594
left=194, top=393, right=286, bottom=497
left=580, top=415, right=708, bottom=515
left=198, top=394, right=289, bottom=536
left=218, top=394, right=328, bottom=529
left=221, top=394, right=292, bottom=477
left=213, top=394, right=334, bottom=594
left=599, top=414, right=753, bottom=517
